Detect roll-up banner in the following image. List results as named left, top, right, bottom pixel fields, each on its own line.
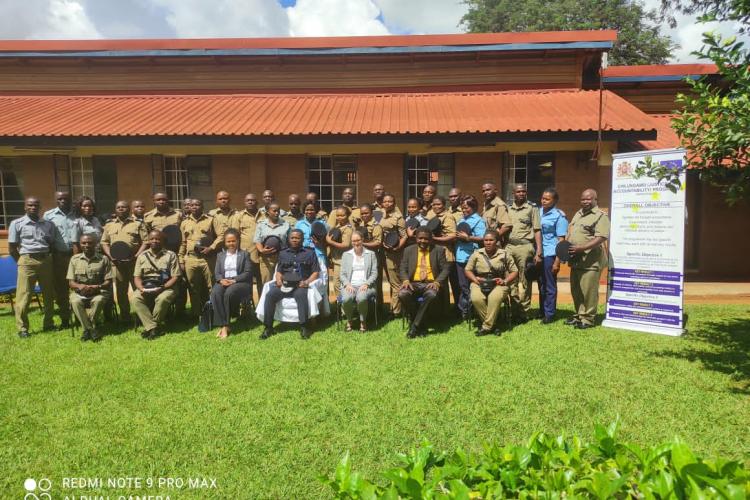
left=603, top=148, right=687, bottom=336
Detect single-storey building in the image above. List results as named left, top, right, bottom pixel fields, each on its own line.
left=0, top=31, right=746, bottom=279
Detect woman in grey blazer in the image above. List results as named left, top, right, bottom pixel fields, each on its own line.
left=211, top=229, right=253, bottom=339
left=339, top=230, right=378, bottom=332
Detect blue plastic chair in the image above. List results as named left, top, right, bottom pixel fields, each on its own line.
left=0, top=255, right=43, bottom=310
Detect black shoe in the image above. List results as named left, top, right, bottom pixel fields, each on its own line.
left=42, top=323, right=56, bottom=332
left=90, top=329, right=102, bottom=342
left=260, top=327, right=274, bottom=340
left=80, top=330, right=92, bottom=342
left=56, top=321, right=71, bottom=331
left=406, top=325, right=419, bottom=339
left=475, top=328, right=492, bottom=337
left=575, top=322, right=594, bottom=330
left=564, top=318, right=580, bottom=326
left=541, top=317, right=555, bottom=324
left=147, top=328, right=161, bottom=340
left=141, top=329, right=152, bottom=339
left=18, top=330, right=30, bottom=339
left=300, top=326, right=312, bottom=340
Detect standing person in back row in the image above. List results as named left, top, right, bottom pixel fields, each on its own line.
left=481, top=182, right=512, bottom=243
left=144, top=192, right=182, bottom=232
left=209, top=190, right=236, bottom=235
left=9, top=197, right=62, bottom=337
left=506, top=184, right=542, bottom=323
left=567, top=189, right=610, bottom=329
left=43, top=191, right=78, bottom=329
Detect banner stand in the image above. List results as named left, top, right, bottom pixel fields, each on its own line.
left=603, top=148, right=687, bottom=337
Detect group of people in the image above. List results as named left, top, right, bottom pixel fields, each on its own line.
left=7, top=181, right=610, bottom=341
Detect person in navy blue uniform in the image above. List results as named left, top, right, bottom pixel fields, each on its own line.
left=538, top=187, right=568, bottom=323
left=261, top=229, right=320, bottom=340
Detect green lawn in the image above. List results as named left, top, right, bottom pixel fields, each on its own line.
left=1, top=304, right=748, bottom=499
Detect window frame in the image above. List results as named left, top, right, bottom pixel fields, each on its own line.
left=306, top=154, right=358, bottom=213
left=404, top=153, right=455, bottom=206
left=0, top=157, right=25, bottom=230
left=503, top=152, right=555, bottom=205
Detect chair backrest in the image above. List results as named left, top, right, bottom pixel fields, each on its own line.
left=0, top=256, right=18, bottom=293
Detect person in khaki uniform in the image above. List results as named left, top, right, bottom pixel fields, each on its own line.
left=567, top=189, right=610, bottom=329
left=328, top=187, right=360, bottom=226
left=283, top=194, right=304, bottom=226
left=101, top=200, right=148, bottom=319
left=326, top=207, right=354, bottom=293
left=422, top=185, right=437, bottom=218
left=9, top=197, right=62, bottom=337
left=305, top=192, right=328, bottom=221
left=179, top=199, right=223, bottom=316
left=43, top=191, right=78, bottom=329
left=230, top=193, right=263, bottom=298
left=447, top=188, right=463, bottom=225
left=67, top=234, right=114, bottom=342
left=143, top=192, right=182, bottom=232
left=465, top=231, right=519, bottom=336
left=379, top=194, right=407, bottom=316
left=131, top=230, right=182, bottom=339
left=208, top=190, right=236, bottom=235
left=253, top=203, right=290, bottom=285
left=506, top=184, right=542, bottom=322
left=429, top=196, right=457, bottom=309
left=356, top=204, right=384, bottom=307
left=481, top=182, right=513, bottom=241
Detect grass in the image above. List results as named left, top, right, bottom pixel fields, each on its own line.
left=1, top=304, right=748, bottom=498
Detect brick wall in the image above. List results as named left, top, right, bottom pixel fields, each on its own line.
left=267, top=154, right=306, bottom=204
left=116, top=155, right=152, bottom=205
left=357, top=153, right=404, bottom=208
left=22, top=156, right=57, bottom=210
left=455, top=152, right=503, bottom=201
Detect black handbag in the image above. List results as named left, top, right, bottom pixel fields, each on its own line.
left=198, top=301, right=213, bottom=332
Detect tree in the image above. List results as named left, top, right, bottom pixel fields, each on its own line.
left=636, top=0, right=750, bottom=205
left=460, top=0, right=675, bottom=65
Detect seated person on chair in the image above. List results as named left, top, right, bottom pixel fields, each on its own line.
left=464, top=231, right=518, bottom=336
left=261, top=229, right=320, bottom=340
left=67, top=233, right=114, bottom=342
left=339, top=230, right=378, bottom=332
left=131, top=229, right=182, bottom=340
left=398, top=227, right=450, bottom=338
left=211, top=228, right=253, bottom=340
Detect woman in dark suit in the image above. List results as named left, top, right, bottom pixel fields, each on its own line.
left=211, top=228, right=252, bottom=339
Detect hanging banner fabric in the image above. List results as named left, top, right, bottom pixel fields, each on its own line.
left=603, top=148, right=687, bottom=336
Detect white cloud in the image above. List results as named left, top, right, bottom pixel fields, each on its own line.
left=288, top=0, right=389, bottom=36
left=151, top=0, right=289, bottom=38
left=0, top=0, right=101, bottom=39
left=375, top=0, right=467, bottom=34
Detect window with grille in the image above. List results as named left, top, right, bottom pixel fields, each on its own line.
left=503, top=153, right=555, bottom=205
left=405, top=154, right=454, bottom=205
left=157, top=156, right=213, bottom=207
left=70, top=157, right=95, bottom=200
left=0, top=157, right=25, bottom=230
left=307, top=155, right=357, bottom=213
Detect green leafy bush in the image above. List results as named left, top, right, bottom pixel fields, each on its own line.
left=321, top=420, right=749, bottom=498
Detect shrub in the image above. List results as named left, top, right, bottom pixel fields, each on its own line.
left=320, top=420, right=749, bottom=498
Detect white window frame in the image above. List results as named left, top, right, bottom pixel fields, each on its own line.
left=163, top=156, right=189, bottom=206
left=70, top=156, right=95, bottom=200
left=307, top=155, right=357, bottom=213
left=0, top=157, right=25, bottom=230
left=405, top=153, right=454, bottom=204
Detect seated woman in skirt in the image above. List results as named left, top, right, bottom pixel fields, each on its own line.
left=464, top=231, right=518, bottom=336
left=211, top=228, right=253, bottom=339
left=339, top=230, right=378, bottom=332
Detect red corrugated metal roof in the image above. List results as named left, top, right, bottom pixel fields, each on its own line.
left=626, top=114, right=680, bottom=150
left=0, top=90, right=653, bottom=138
left=0, top=31, right=618, bottom=52
left=604, top=64, right=718, bottom=77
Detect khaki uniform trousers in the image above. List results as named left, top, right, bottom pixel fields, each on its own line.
left=384, top=250, right=402, bottom=315
left=70, top=292, right=108, bottom=331
left=52, top=252, right=72, bottom=323
left=184, top=255, right=213, bottom=315
left=15, top=253, right=55, bottom=331
left=470, top=283, right=509, bottom=331
left=131, top=287, right=179, bottom=331
left=570, top=265, right=603, bottom=326
left=112, top=260, right=135, bottom=316
left=259, top=254, right=279, bottom=286
left=506, top=242, right=535, bottom=317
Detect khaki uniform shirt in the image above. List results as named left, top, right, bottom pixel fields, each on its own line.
left=144, top=208, right=182, bottom=231
left=101, top=216, right=148, bottom=251
left=433, top=210, right=457, bottom=261
left=208, top=208, right=236, bottom=238
left=283, top=211, right=304, bottom=227
left=328, top=224, right=353, bottom=263
left=449, top=206, right=463, bottom=225
left=568, top=206, right=611, bottom=269
left=66, top=252, right=114, bottom=285
left=327, top=206, right=361, bottom=226
left=230, top=209, right=262, bottom=263
left=466, top=247, right=517, bottom=278
left=482, top=196, right=512, bottom=231
left=134, top=248, right=181, bottom=281
left=179, top=213, right=223, bottom=263
left=508, top=202, right=541, bottom=243
left=378, top=210, right=406, bottom=251
left=356, top=219, right=383, bottom=246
